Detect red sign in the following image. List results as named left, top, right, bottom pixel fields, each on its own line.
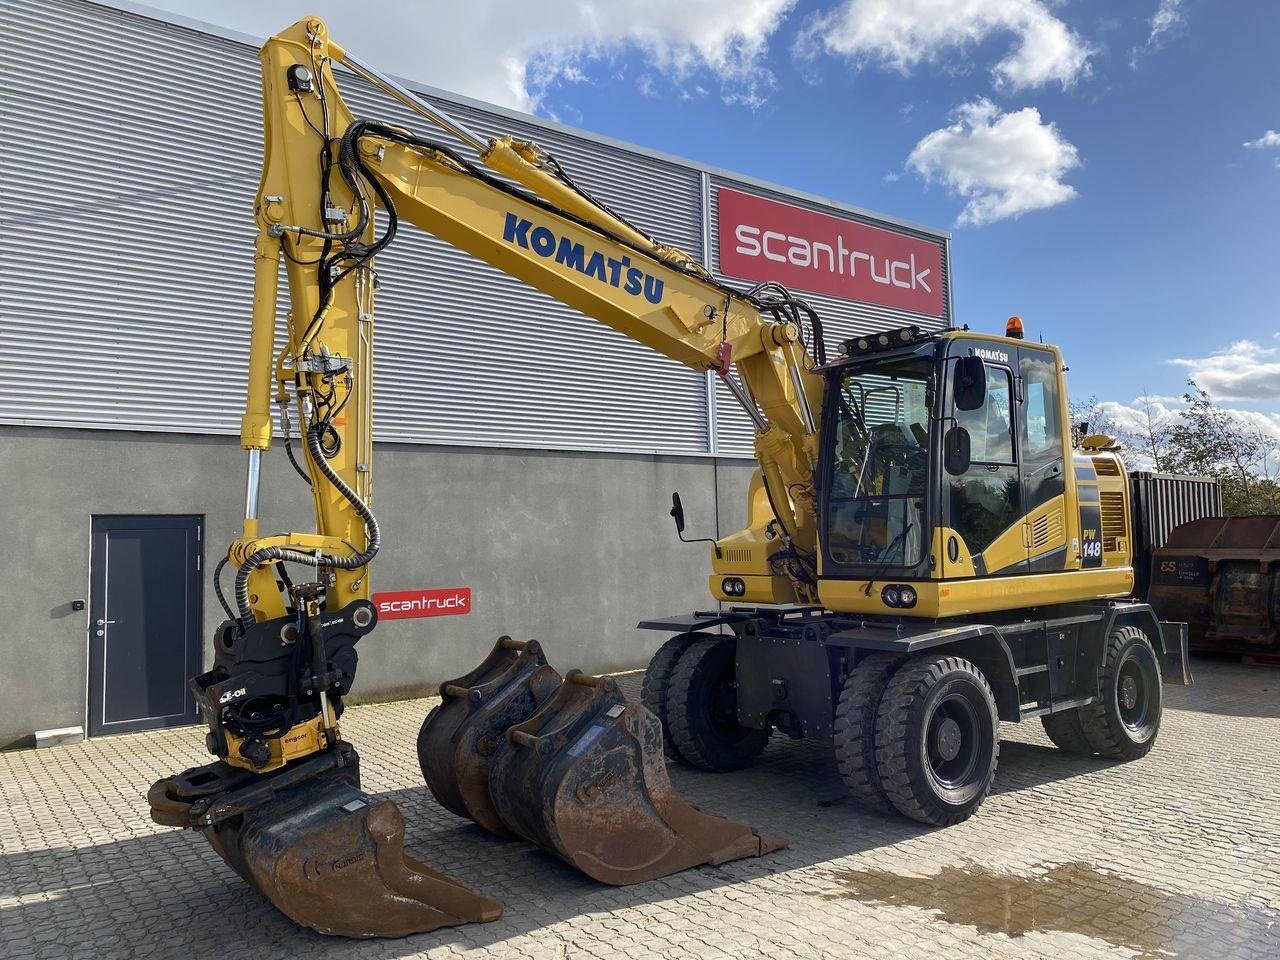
left=372, top=587, right=471, bottom=620
left=716, top=188, right=944, bottom=317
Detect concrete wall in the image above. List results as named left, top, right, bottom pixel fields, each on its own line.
left=0, top=425, right=754, bottom=746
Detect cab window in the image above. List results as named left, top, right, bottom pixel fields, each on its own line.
left=948, top=363, right=1020, bottom=557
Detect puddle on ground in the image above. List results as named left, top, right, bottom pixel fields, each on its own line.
left=821, top=860, right=1277, bottom=959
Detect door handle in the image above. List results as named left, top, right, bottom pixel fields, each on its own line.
left=96, top=619, right=116, bottom=626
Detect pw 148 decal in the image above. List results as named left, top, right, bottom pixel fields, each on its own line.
left=502, top=213, right=665, bottom=305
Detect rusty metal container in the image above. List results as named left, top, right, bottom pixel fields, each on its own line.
left=1147, top=515, right=1280, bottom=655
left=487, top=670, right=787, bottom=885
left=148, top=742, right=501, bottom=938
left=417, top=636, right=561, bottom=837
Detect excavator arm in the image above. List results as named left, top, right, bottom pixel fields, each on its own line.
left=230, top=17, right=824, bottom=645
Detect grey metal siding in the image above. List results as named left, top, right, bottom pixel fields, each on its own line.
left=1, top=0, right=950, bottom=458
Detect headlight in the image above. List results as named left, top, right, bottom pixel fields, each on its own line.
left=722, top=577, right=745, bottom=597
left=881, top=584, right=918, bottom=608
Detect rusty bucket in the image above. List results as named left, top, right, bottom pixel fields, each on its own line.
left=1148, top=515, right=1280, bottom=656
left=418, top=636, right=562, bottom=837
left=148, top=742, right=502, bottom=938
left=487, top=670, right=787, bottom=885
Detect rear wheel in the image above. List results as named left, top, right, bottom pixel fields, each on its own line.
left=640, top=632, right=700, bottom=758
left=667, top=637, right=769, bottom=771
left=1078, top=625, right=1162, bottom=760
left=875, top=654, right=999, bottom=827
left=834, top=653, right=902, bottom=812
left=1041, top=709, right=1093, bottom=755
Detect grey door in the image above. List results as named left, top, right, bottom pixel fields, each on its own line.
left=88, top=515, right=202, bottom=736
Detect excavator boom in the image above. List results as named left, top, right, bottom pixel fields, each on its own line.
left=150, top=16, right=805, bottom=937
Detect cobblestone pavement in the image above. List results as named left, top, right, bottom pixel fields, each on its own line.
left=3, top=657, right=1278, bottom=960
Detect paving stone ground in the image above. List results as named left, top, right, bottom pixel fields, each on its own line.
left=2, top=657, right=1278, bottom=960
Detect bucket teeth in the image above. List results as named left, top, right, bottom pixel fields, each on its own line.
left=418, top=636, right=562, bottom=837
left=148, top=743, right=501, bottom=938
left=418, top=648, right=788, bottom=886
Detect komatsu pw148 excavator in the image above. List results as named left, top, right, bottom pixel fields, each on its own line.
left=149, top=16, right=1191, bottom=940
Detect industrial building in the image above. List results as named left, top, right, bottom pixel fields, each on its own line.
left=0, top=0, right=952, bottom=746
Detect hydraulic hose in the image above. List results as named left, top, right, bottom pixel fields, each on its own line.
left=234, top=421, right=380, bottom=629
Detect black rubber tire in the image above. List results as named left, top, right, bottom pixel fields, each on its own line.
left=834, top=653, right=903, bottom=812
left=875, top=653, right=999, bottom=827
left=1041, top=708, right=1094, bottom=755
left=640, top=632, right=701, bottom=759
left=1078, top=625, right=1162, bottom=761
left=668, top=637, right=770, bottom=771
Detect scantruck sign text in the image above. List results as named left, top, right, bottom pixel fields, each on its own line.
left=372, top=587, right=472, bottom=620
left=716, top=188, right=944, bottom=317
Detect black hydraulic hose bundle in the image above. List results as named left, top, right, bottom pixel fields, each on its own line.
left=233, top=421, right=381, bottom=629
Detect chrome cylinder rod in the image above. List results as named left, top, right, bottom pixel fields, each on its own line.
left=335, top=49, right=488, bottom=154
left=720, top=372, right=769, bottom=432
left=244, top=449, right=262, bottom=520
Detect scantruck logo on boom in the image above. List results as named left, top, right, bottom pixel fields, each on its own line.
left=717, top=188, right=944, bottom=317
left=372, top=587, right=471, bottom=620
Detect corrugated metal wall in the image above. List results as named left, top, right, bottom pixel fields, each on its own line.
left=0, top=0, right=950, bottom=456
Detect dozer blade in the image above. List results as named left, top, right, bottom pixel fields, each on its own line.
left=488, top=670, right=787, bottom=885
left=148, top=742, right=502, bottom=938
left=418, top=636, right=563, bottom=837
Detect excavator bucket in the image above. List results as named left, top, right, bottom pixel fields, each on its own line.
left=148, top=742, right=502, bottom=938
left=488, top=670, right=787, bottom=885
left=418, top=636, right=562, bottom=837
left=1148, top=515, right=1280, bottom=657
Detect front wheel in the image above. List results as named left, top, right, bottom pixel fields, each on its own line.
left=667, top=637, right=770, bottom=771
left=875, top=654, right=999, bottom=827
left=640, top=632, right=700, bottom=759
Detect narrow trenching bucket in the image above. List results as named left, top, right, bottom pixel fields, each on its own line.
left=418, top=636, right=563, bottom=837
left=487, top=670, right=788, bottom=885
left=148, top=742, right=502, bottom=938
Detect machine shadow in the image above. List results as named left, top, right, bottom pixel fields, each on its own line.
left=1, top=731, right=1122, bottom=960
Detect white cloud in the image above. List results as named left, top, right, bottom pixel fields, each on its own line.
left=1093, top=392, right=1280, bottom=469
left=1171, top=340, right=1280, bottom=402
left=148, top=0, right=795, bottom=112
left=905, top=99, right=1080, bottom=226
left=1130, top=0, right=1186, bottom=66
left=1244, top=130, right=1280, bottom=150
left=797, top=0, right=1093, bottom=90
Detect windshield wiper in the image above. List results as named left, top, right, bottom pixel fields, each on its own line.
left=862, top=523, right=913, bottom=597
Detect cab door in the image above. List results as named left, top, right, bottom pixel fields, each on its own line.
left=943, top=351, right=1025, bottom=577
left=1017, top=346, right=1069, bottom=571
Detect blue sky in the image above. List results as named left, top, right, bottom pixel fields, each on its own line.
left=145, top=0, right=1280, bottom=438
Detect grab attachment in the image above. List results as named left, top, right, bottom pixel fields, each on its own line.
left=489, top=670, right=788, bottom=885
left=418, top=636, right=562, bottom=837
left=148, top=742, right=502, bottom=938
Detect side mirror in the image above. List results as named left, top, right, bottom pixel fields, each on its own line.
left=953, top=356, right=987, bottom=412
left=668, top=491, right=721, bottom=558
left=670, top=492, right=686, bottom=534
left=944, top=426, right=972, bottom=475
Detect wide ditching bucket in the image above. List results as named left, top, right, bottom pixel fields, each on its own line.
left=419, top=638, right=786, bottom=885
left=418, top=636, right=562, bottom=837
left=1148, top=515, right=1280, bottom=657
left=148, top=741, right=501, bottom=938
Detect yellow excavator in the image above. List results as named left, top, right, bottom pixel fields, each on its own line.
left=149, top=17, right=1191, bottom=940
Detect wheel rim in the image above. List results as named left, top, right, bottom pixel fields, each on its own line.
left=1117, top=650, right=1157, bottom=734
left=925, top=693, right=982, bottom=791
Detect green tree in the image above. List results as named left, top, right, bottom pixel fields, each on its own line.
left=1165, top=381, right=1280, bottom=515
